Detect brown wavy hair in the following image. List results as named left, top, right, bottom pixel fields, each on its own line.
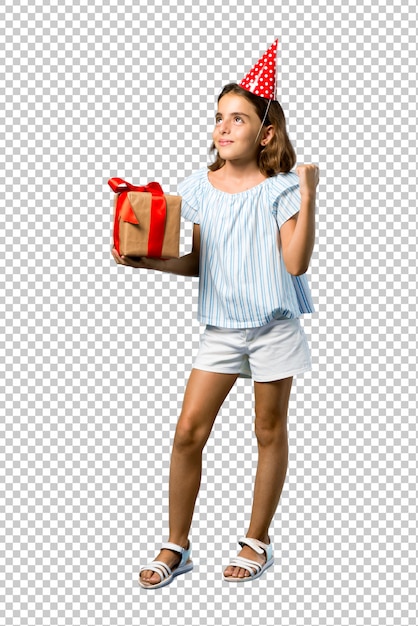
left=208, top=83, right=296, bottom=176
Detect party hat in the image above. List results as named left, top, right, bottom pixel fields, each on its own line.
left=239, top=39, right=278, bottom=100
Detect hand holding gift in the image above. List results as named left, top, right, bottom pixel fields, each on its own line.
left=111, top=246, right=148, bottom=268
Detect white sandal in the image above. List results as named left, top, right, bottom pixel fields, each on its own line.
left=223, top=537, right=274, bottom=582
left=138, top=540, right=193, bottom=589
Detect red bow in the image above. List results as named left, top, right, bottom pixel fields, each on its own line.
left=108, top=178, right=167, bottom=258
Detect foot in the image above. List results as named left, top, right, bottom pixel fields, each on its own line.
left=140, top=541, right=189, bottom=586
left=223, top=537, right=269, bottom=579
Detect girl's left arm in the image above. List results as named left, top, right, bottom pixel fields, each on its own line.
left=280, top=164, right=319, bottom=276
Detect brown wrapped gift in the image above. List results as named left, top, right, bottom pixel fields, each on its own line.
left=109, top=178, right=181, bottom=259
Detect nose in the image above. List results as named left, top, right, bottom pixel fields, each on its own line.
left=217, top=119, right=230, bottom=134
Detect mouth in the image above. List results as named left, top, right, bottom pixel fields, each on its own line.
left=218, top=140, right=234, bottom=147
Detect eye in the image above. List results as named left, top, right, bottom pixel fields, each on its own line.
left=234, top=116, right=243, bottom=123
left=215, top=117, right=222, bottom=125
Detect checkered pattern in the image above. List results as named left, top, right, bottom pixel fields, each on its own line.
left=1, top=0, right=417, bottom=624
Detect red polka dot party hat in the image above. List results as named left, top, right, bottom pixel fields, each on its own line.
left=239, top=39, right=278, bottom=100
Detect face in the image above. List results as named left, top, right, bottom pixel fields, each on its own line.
left=213, top=93, right=271, bottom=164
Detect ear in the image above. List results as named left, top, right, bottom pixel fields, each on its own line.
left=260, top=124, right=275, bottom=147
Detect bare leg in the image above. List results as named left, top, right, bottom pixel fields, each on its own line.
left=224, top=377, right=293, bottom=578
left=141, top=369, right=238, bottom=585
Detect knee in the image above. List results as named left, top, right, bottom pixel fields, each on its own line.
left=254, top=410, right=288, bottom=447
left=173, top=413, right=208, bottom=452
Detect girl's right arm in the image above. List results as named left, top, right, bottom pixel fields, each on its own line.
left=111, top=223, right=200, bottom=277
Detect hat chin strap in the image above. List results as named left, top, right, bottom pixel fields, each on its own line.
left=254, top=99, right=272, bottom=145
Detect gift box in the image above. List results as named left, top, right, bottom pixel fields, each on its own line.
left=109, top=178, right=181, bottom=259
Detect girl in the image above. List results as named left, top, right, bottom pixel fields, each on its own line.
left=113, top=55, right=319, bottom=587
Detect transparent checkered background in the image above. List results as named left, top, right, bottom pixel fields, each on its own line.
left=1, top=0, right=417, bottom=624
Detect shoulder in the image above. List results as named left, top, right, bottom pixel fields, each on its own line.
left=178, top=167, right=208, bottom=197
left=269, top=171, right=302, bottom=228
left=267, top=171, right=300, bottom=204
left=178, top=167, right=208, bottom=224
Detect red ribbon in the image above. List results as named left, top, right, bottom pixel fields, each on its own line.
left=108, top=178, right=167, bottom=258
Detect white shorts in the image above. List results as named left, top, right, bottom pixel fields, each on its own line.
left=194, top=318, right=312, bottom=382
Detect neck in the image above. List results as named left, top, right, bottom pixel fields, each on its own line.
left=220, top=160, right=263, bottom=182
